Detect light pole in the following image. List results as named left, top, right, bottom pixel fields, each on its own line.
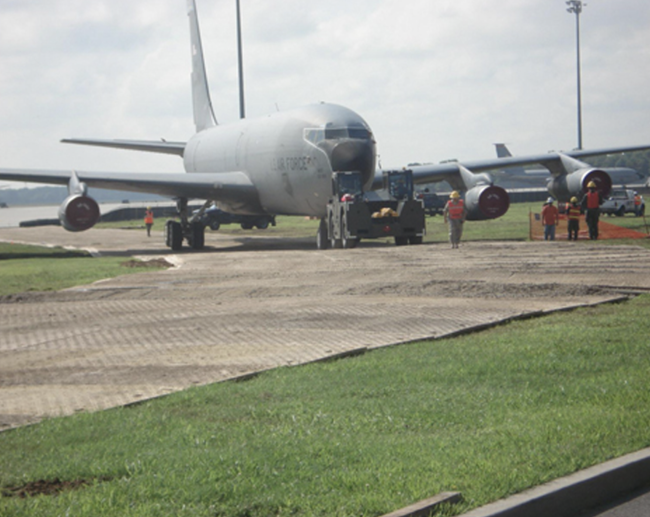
left=566, top=0, right=585, bottom=150
left=236, top=0, right=245, bottom=119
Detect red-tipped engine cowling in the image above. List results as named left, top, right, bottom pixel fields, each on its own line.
left=58, top=194, right=100, bottom=232
left=464, top=185, right=510, bottom=221
left=548, top=168, right=612, bottom=202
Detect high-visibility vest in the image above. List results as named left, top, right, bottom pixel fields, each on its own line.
left=447, top=199, right=465, bottom=219
left=635, top=195, right=642, bottom=206
left=144, top=211, right=154, bottom=224
left=586, top=191, right=600, bottom=209
left=567, top=205, right=581, bottom=220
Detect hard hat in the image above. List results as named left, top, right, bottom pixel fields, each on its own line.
left=546, top=197, right=554, bottom=204
left=587, top=181, right=597, bottom=188
left=570, top=196, right=578, bottom=203
left=147, top=206, right=151, bottom=210
left=450, top=191, right=460, bottom=199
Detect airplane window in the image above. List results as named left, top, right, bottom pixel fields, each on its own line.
left=304, top=127, right=371, bottom=144
left=304, top=129, right=325, bottom=144
left=325, top=128, right=348, bottom=140
left=325, top=128, right=370, bottom=140
left=347, top=128, right=370, bottom=140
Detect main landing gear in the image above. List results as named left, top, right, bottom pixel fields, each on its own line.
left=164, top=198, right=209, bottom=251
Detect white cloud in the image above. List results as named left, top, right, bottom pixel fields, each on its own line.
left=1, top=0, right=649, bottom=185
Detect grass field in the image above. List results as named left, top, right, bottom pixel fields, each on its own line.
left=1, top=204, right=649, bottom=516
left=97, top=200, right=650, bottom=248
left=0, top=243, right=167, bottom=297
left=1, top=295, right=649, bottom=516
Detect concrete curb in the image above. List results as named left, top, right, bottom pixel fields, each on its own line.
left=455, top=447, right=650, bottom=517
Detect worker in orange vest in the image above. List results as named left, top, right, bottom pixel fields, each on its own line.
left=634, top=192, right=644, bottom=217
left=144, top=207, right=154, bottom=237
left=566, top=196, right=581, bottom=241
left=541, top=197, right=559, bottom=241
left=580, top=181, right=604, bottom=240
left=443, top=191, right=467, bottom=249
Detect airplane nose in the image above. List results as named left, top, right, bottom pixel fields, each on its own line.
left=327, top=139, right=376, bottom=184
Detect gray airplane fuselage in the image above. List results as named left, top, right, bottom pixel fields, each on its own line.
left=183, top=103, right=376, bottom=217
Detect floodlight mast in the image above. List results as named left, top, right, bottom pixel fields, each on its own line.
left=566, top=0, right=586, bottom=150
left=236, top=0, right=245, bottom=119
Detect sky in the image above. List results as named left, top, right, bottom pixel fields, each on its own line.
left=1, top=0, right=650, bottom=189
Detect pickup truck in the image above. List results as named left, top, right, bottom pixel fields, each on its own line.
left=193, top=205, right=275, bottom=230
left=600, top=189, right=645, bottom=217
left=415, top=190, right=446, bottom=216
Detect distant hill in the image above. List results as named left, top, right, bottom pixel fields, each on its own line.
left=0, top=186, right=168, bottom=207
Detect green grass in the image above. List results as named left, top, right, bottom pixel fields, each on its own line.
left=0, top=243, right=167, bottom=297
left=4, top=201, right=648, bottom=297
left=97, top=201, right=650, bottom=247
left=1, top=295, right=649, bottom=516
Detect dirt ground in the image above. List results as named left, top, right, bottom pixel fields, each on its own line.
left=1, top=226, right=650, bottom=431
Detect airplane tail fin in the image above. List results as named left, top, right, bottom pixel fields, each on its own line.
left=187, top=0, right=217, bottom=132
left=494, top=143, right=528, bottom=177
left=494, top=143, right=512, bottom=158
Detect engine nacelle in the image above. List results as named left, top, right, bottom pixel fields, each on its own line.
left=464, top=185, right=510, bottom=221
left=58, top=194, right=100, bottom=232
left=548, top=168, right=612, bottom=203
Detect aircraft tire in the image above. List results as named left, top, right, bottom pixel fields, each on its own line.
left=165, top=220, right=172, bottom=247
left=255, top=219, right=269, bottom=230
left=190, top=222, right=205, bottom=250
left=341, top=218, right=357, bottom=249
left=209, top=221, right=220, bottom=231
left=316, top=218, right=329, bottom=250
left=168, top=221, right=183, bottom=251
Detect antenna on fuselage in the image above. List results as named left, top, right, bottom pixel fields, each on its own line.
left=236, top=0, right=245, bottom=119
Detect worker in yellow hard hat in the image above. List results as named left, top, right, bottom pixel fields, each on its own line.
left=443, top=191, right=467, bottom=249
left=580, top=181, right=604, bottom=240
left=566, top=196, right=581, bottom=241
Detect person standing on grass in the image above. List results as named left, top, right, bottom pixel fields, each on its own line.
left=541, top=197, right=559, bottom=241
left=566, top=196, right=581, bottom=241
left=144, top=207, right=154, bottom=237
left=443, top=191, right=467, bottom=249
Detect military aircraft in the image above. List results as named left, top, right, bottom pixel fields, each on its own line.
left=2, top=0, right=650, bottom=250
left=493, top=143, right=646, bottom=189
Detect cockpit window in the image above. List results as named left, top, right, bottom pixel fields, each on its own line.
left=304, top=127, right=371, bottom=144
left=304, top=129, right=325, bottom=144
left=347, top=128, right=371, bottom=140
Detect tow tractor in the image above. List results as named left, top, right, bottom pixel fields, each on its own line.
left=318, top=169, right=426, bottom=249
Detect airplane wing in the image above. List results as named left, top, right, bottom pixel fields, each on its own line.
left=371, top=144, right=650, bottom=191
left=61, top=138, right=186, bottom=156
left=0, top=167, right=261, bottom=212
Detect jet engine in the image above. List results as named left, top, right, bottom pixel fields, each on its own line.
left=548, top=169, right=612, bottom=203
left=58, top=194, right=100, bottom=232
left=464, top=185, right=510, bottom=221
